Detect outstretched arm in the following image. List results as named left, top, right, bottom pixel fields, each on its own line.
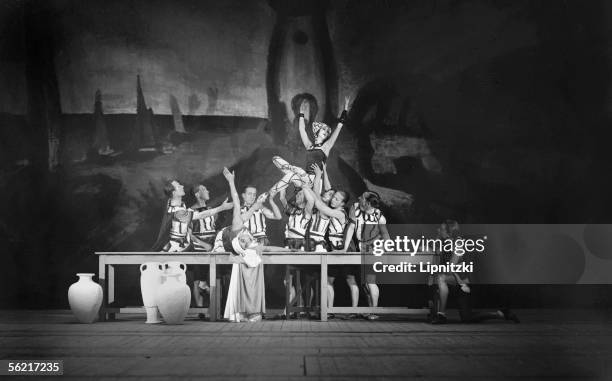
left=298, top=100, right=312, bottom=149
left=302, top=187, right=345, bottom=222
left=265, top=190, right=282, bottom=220
left=341, top=203, right=357, bottom=251
left=311, top=164, right=323, bottom=196
left=378, top=215, right=390, bottom=241
left=192, top=198, right=232, bottom=220
left=223, top=167, right=243, bottom=232
left=321, top=96, right=350, bottom=154
left=241, top=193, right=268, bottom=223
left=279, top=188, right=288, bottom=209
left=322, top=163, right=331, bottom=191
left=304, top=192, right=315, bottom=220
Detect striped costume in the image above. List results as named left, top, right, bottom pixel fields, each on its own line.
left=240, top=205, right=268, bottom=244
left=162, top=201, right=193, bottom=252
left=327, top=209, right=348, bottom=250
left=308, top=210, right=330, bottom=251
left=351, top=202, right=385, bottom=252
left=190, top=205, right=216, bottom=251
left=284, top=205, right=312, bottom=250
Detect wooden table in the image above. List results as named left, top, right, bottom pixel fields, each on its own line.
left=95, top=252, right=434, bottom=322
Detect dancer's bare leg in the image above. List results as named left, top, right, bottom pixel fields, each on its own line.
left=366, top=283, right=379, bottom=307
left=437, top=274, right=450, bottom=315
left=327, top=276, right=335, bottom=308
left=346, top=275, right=359, bottom=307
left=270, top=156, right=313, bottom=193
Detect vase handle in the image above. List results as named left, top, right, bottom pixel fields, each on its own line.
left=180, top=263, right=186, bottom=271
left=140, top=263, right=147, bottom=273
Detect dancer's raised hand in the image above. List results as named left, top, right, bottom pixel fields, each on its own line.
left=310, top=163, right=322, bottom=177
left=222, top=167, right=234, bottom=182
left=257, top=192, right=269, bottom=203
left=220, top=197, right=233, bottom=210
left=343, top=95, right=351, bottom=111
left=299, top=99, right=310, bottom=120
left=254, top=192, right=268, bottom=208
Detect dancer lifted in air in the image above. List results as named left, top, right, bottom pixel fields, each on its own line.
left=269, top=96, right=351, bottom=193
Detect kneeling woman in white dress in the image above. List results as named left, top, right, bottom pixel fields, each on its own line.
left=216, top=168, right=291, bottom=322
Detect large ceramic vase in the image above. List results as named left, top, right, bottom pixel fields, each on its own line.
left=156, top=273, right=191, bottom=324
left=140, top=262, right=164, bottom=324
left=164, top=261, right=187, bottom=283
left=68, top=273, right=103, bottom=324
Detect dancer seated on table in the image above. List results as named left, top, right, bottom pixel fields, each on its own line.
left=218, top=167, right=292, bottom=323
left=151, top=180, right=225, bottom=252
left=429, top=220, right=519, bottom=324
left=275, top=186, right=314, bottom=318
left=189, top=183, right=233, bottom=318
left=240, top=185, right=282, bottom=245
left=341, top=191, right=390, bottom=320
left=269, top=96, right=350, bottom=193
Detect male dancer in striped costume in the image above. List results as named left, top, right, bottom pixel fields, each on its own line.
left=301, top=186, right=350, bottom=314
left=342, top=191, right=390, bottom=320
left=240, top=185, right=282, bottom=245
left=152, top=180, right=222, bottom=252
left=277, top=187, right=314, bottom=317
left=189, top=184, right=232, bottom=317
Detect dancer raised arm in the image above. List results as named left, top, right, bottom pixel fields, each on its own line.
left=269, top=96, right=351, bottom=194
left=322, top=163, right=332, bottom=193
left=317, top=96, right=350, bottom=156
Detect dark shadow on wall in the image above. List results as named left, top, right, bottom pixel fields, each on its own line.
left=266, top=0, right=338, bottom=144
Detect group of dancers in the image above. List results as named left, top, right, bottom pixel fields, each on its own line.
left=152, top=97, right=519, bottom=324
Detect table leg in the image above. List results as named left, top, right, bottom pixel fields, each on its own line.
left=98, top=257, right=107, bottom=322
left=320, top=254, right=328, bottom=322
left=209, top=255, right=216, bottom=322
left=108, top=264, right=116, bottom=320
left=285, top=266, right=291, bottom=318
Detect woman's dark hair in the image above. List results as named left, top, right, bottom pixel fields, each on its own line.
left=291, top=93, right=318, bottom=121
left=363, top=191, right=381, bottom=209
left=163, top=181, right=176, bottom=198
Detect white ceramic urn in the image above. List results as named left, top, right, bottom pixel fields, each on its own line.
left=156, top=273, right=191, bottom=324
left=140, top=262, right=164, bottom=324
left=164, top=261, right=187, bottom=283
left=67, top=273, right=103, bottom=324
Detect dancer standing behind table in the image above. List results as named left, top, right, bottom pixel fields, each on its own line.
left=341, top=191, right=390, bottom=320
left=151, top=180, right=220, bottom=252
left=268, top=96, right=351, bottom=194
left=217, top=168, right=292, bottom=323
left=298, top=164, right=340, bottom=315
left=239, top=185, right=282, bottom=245
left=301, top=181, right=350, bottom=316
left=188, top=183, right=233, bottom=318
left=275, top=186, right=314, bottom=318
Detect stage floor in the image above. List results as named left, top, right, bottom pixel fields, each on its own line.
left=1, top=309, right=611, bottom=379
